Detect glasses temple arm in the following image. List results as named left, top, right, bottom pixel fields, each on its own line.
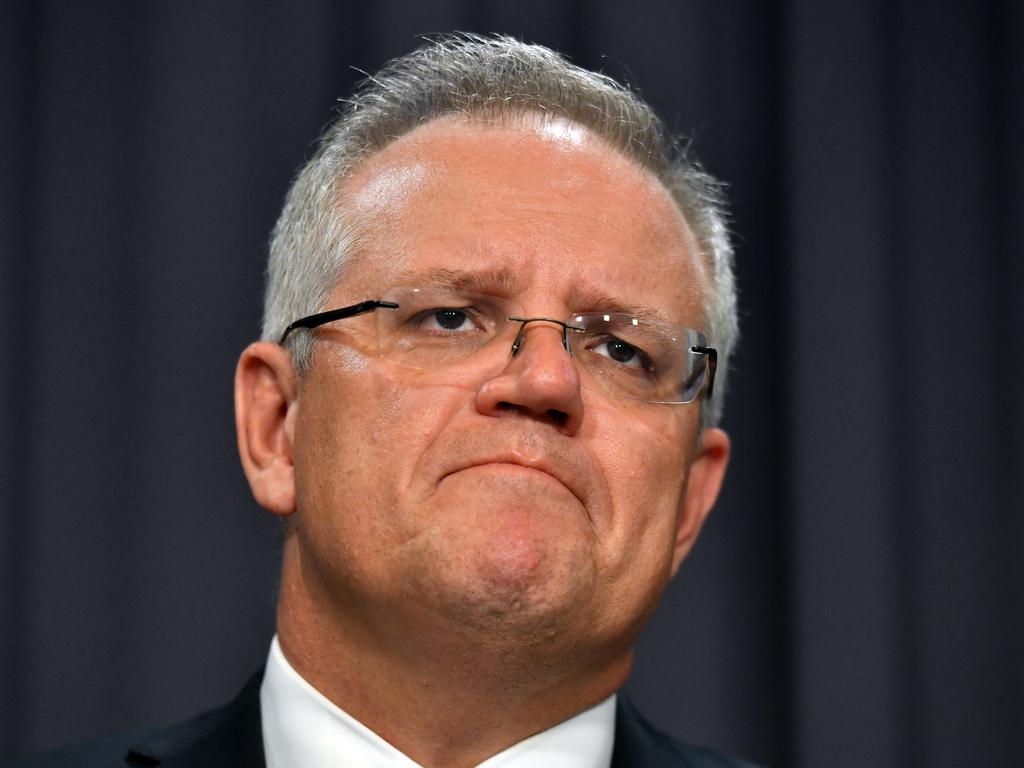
left=688, top=346, right=717, bottom=401
left=278, top=300, right=399, bottom=344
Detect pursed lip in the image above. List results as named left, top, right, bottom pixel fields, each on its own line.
left=442, top=453, right=588, bottom=509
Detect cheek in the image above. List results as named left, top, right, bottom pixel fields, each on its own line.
left=579, top=408, right=694, bottom=638
left=590, top=409, right=692, bottom=566
left=292, top=364, right=464, bottom=590
left=295, top=363, right=470, bottom=530
left=292, top=362, right=395, bottom=537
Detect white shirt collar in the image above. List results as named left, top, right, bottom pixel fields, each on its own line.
left=260, top=635, right=616, bottom=768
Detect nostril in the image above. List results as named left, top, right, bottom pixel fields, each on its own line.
left=548, top=409, right=568, bottom=427
left=495, top=401, right=568, bottom=427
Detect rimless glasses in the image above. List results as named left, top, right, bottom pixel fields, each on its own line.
left=278, top=285, right=716, bottom=405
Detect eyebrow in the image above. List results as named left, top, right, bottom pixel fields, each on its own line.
left=390, top=266, right=522, bottom=294
left=566, top=285, right=675, bottom=327
left=386, top=266, right=680, bottom=329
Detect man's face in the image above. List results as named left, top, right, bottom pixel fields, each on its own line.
left=285, top=115, right=725, bottom=659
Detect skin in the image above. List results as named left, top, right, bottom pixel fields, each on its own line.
left=235, top=114, right=730, bottom=768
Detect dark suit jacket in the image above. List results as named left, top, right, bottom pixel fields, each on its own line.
left=7, top=673, right=764, bottom=767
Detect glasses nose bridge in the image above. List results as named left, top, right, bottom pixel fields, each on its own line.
left=507, top=316, right=582, bottom=358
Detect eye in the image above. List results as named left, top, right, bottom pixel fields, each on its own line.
left=592, top=337, right=653, bottom=371
left=418, top=307, right=475, bottom=332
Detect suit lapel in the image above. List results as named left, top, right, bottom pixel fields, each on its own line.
left=125, top=672, right=265, bottom=768
left=612, top=695, right=702, bottom=768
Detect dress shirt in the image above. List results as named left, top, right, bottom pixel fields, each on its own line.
left=260, top=635, right=616, bottom=768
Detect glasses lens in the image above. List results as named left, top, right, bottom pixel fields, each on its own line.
left=569, top=313, right=709, bottom=403
left=361, top=290, right=709, bottom=404
left=376, top=287, right=513, bottom=368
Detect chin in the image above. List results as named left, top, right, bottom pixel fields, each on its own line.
left=411, top=525, right=596, bottom=642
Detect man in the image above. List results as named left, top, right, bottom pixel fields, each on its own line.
left=12, top=34, right=759, bottom=767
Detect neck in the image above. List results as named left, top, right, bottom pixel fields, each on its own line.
left=275, top=538, right=631, bottom=768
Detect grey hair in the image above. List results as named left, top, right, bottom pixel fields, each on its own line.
left=263, top=33, right=738, bottom=428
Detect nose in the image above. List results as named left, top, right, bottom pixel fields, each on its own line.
left=474, top=320, right=584, bottom=435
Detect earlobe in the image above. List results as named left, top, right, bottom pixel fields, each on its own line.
left=234, top=342, right=300, bottom=517
left=670, top=427, right=730, bottom=577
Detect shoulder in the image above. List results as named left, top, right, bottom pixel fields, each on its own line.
left=3, top=728, right=151, bottom=768
left=4, top=673, right=265, bottom=768
left=613, top=696, right=768, bottom=768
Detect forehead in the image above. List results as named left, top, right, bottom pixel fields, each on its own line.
left=334, top=115, right=707, bottom=325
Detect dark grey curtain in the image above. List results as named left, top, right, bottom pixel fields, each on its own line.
left=2, top=2, right=1020, bottom=766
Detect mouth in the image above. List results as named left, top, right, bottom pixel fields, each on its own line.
left=443, top=457, right=585, bottom=508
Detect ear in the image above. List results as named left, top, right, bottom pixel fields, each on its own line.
left=234, top=341, right=300, bottom=517
left=670, top=427, right=730, bottom=577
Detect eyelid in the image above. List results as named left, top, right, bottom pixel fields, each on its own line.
left=414, top=304, right=498, bottom=333
left=581, top=320, right=676, bottom=370
left=585, top=338, right=657, bottom=377
left=412, top=289, right=515, bottom=312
